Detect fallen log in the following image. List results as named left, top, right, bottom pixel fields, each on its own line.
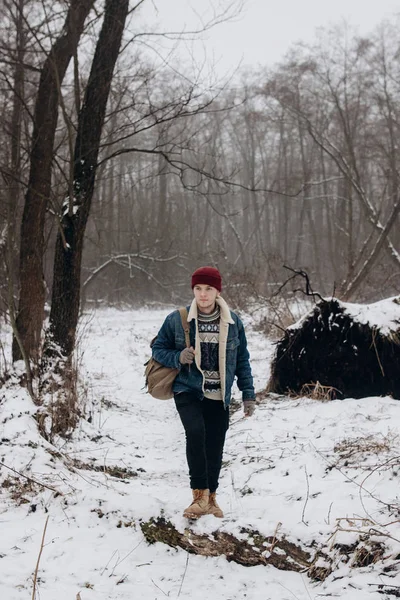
left=140, top=517, right=313, bottom=572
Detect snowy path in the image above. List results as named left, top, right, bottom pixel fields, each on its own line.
left=0, top=308, right=399, bottom=600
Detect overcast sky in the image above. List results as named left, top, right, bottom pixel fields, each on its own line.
left=138, top=0, right=399, bottom=78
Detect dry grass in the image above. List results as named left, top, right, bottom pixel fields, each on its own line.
left=350, top=541, right=385, bottom=567
left=298, top=381, right=339, bottom=401
left=37, top=358, right=87, bottom=441
left=333, top=432, right=398, bottom=467
left=327, top=518, right=387, bottom=569
left=1, top=475, right=37, bottom=504
left=68, top=459, right=139, bottom=480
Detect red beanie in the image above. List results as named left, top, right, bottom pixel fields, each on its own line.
left=191, top=266, right=222, bottom=292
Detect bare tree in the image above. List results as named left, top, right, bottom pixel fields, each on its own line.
left=45, top=0, right=130, bottom=361
left=13, top=0, right=95, bottom=363
left=259, top=26, right=400, bottom=299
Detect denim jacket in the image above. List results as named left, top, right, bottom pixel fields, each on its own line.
left=152, top=297, right=255, bottom=407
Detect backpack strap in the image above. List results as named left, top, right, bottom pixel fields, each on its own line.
left=178, top=307, right=190, bottom=348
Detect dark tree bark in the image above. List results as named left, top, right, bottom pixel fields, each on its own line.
left=47, top=0, right=130, bottom=359
left=3, top=0, right=36, bottom=395
left=12, top=0, right=95, bottom=362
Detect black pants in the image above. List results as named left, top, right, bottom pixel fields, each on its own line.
left=174, top=392, right=229, bottom=493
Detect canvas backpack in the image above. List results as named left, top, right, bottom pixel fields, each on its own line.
left=144, top=307, right=190, bottom=400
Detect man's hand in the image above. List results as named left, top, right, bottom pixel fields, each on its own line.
left=243, top=399, right=256, bottom=417
left=179, top=346, right=195, bottom=365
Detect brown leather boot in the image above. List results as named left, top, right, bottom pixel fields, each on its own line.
left=208, top=492, right=224, bottom=518
left=183, top=489, right=210, bottom=519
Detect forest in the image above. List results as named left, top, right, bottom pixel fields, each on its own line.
left=1, top=1, right=400, bottom=371
left=1, top=6, right=400, bottom=598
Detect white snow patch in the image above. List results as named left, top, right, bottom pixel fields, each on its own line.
left=342, top=296, right=400, bottom=333
left=0, top=307, right=399, bottom=600
left=289, top=296, right=400, bottom=334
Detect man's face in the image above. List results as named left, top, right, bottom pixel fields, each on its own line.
left=193, top=284, right=219, bottom=313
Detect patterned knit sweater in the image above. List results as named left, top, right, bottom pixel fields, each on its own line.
left=198, top=306, right=222, bottom=400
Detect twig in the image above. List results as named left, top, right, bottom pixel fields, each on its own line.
left=32, top=515, right=49, bottom=600
left=325, top=502, right=333, bottom=525
left=109, top=540, right=143, bottom=577
left=302, top=575, right=314, bottom=600
left=302, top=466, right=310, bottom=526
left=178, top=552, right=189, bottom=597
left=100, top=550, right=118, bottom=576
left=151, top=578, right=168, bottom=596
left=0, top=461, right=62, bottom=495
left=380, top=519, right=400, bottom=527
left=327, top=524, right=400, bottom=545
left=358, top=455, right=400, bottom=523
left=370, top=328, right=385, bottom=377
left=311, top=443, right=399, bottom=521
left=269, top=521, right=282, bottom=553
left=277, top=581, right=303, bottom=599
left=368, top=583, right=400, bottom=589
left=367, top=527, right=400, bottom=544
left=274, top=266, right=326, bottom=303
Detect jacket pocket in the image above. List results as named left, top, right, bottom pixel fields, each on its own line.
left=226, top=337, right=240, bottom=350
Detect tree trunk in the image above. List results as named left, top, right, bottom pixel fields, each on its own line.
left=140, top=516, right=313, bottom=573
left=47, top=0, right=129, bottom=359
left=13, top=0, right=95, bottom=362
left=4, top=0, right=35, bottom=394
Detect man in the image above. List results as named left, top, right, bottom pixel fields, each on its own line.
left=152, top=266, right=255, bottom=519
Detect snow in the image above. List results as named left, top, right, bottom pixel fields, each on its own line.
left=289, top=295, right=400, bottom=335
left=342, top=296, right=400, bottom=334
left=0, top=307, right=400, bottom=599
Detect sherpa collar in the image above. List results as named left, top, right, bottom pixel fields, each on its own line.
left=188, top=296, right=234, bottom=324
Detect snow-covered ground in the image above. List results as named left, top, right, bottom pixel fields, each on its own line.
left=0, top=307, right=399, bottom=600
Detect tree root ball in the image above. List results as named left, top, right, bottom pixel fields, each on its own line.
left=267, top=297, right=400, bottom=399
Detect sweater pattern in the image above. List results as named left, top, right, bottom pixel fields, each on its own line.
left=198, top=307, right=222, bottom=400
